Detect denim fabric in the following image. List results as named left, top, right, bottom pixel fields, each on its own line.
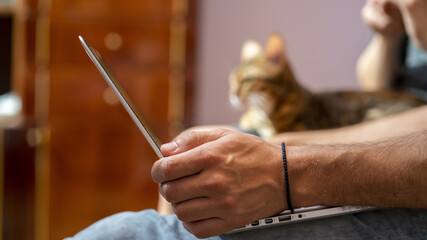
left=65, top=208, right=427, bottom=240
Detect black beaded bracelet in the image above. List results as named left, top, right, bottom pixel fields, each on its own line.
left=282, top=142, right=294, bottom=213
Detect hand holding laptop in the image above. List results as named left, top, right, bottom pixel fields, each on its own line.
left=152, top=129, right=288, bottom=237
left=151, top=121, right=427, bottom=238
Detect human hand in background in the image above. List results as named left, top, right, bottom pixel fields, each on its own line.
left=361, top=0, right=405, bottom=40
left=151, top=129, right=286, bottom=238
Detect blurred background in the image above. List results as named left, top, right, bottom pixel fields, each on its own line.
left=0, top=0, right=370, bottom=239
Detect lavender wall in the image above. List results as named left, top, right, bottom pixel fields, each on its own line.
left=193, top=0, right=372, bottom=126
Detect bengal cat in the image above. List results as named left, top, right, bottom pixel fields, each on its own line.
left=229, top=34, right=426, bottom=137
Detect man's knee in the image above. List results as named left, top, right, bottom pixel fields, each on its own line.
left=66, top=210, right=162, bottom=240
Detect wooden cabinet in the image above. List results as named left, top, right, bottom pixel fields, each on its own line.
left=11, top=0, right=197, bottom=239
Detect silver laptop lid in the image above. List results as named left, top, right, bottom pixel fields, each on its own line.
left=78, top=35, right=164, bottom=158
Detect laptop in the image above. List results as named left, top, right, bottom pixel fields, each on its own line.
left=78, top=35, right=163, bottom=159
left=78, top=35, right=376, bottom=233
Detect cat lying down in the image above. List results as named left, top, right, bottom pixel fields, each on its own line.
left=229, top=34, right=426, bottom=138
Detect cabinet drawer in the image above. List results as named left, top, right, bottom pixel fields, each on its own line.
left=49, top=66, right=170, bottom=122
left=49, top=124, right=161, bottom=238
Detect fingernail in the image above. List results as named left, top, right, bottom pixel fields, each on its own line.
left=162, top=141, right=179, bottom=152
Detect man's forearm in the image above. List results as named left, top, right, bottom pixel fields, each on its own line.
left=288, top=129, right=427, bottom=209
left=268, top=106, right=427, bottom=146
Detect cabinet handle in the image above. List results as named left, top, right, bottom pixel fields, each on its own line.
left=104, top=32, right=123, bottom=51
left=103, top=88, right=119, bottom=105
left=26, top=127, right=50, bottom=147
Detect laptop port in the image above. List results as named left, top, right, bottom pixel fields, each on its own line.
left=251, top=221, right=260, bottom=226
left=278, top=216, right=292, bottom=222
left=265, top=218, right=273, bottom=224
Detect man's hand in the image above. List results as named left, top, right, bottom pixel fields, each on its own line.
left=151, top=129, right=286, bottom=238
left=357, top=0, right=406, bottom=90
left=361, top=0, right=405, bottom=40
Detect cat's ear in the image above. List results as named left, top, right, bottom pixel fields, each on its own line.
left=241, top=40, right=262, bottom=63
left=265, top=33, right=285, bottom=65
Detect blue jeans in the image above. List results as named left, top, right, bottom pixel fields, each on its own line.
left=65, top=208, right=427, bottom=240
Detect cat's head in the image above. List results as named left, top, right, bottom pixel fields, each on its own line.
left=229, top=34, right=294, bottom=113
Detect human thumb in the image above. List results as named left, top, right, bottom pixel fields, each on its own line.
left=160, top=128, right=230, bottom=156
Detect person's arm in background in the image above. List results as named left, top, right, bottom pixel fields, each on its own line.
left=268, top=105, right=427, bottom=145
left=356, top=0, right=405, bottom=91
